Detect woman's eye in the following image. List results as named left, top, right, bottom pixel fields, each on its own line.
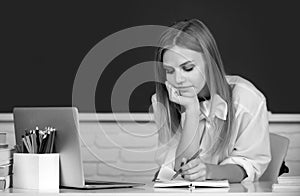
left=165, top=68, right=174, bottom=74
left=183, top=66, right=194, bottom=72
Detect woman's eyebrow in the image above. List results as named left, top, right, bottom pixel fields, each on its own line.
left=162, top=64, right=174, bottom=69
left=179, top=61, right=193, bottom=67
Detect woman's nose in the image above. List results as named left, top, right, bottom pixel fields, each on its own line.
left=175, top=70, right=185, bottom=84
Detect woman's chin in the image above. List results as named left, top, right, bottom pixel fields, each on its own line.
left=179, top=91, right=194, bottom=97
left=179, top=89, right=198, bottom=97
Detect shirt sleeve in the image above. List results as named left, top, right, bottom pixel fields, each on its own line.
left=219, top=100, right=271, bottom=182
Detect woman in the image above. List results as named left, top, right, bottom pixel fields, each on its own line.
left=152, top=19, right=271, bottom=183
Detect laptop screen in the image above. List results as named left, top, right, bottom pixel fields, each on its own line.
left=13, top=107, right=85, bottom=187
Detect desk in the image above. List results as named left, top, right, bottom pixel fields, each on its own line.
left=2, top=181, right=300, bottom=195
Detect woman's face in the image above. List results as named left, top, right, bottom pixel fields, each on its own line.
left=162, top=46, right=207, bottom=97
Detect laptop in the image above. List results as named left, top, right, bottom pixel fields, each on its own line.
left=13, top=107, right=144, bottom=189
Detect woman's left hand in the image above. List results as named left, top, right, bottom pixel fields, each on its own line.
left=180, top=157, right=207, bottom=181
left=165, top=81, right=200, bottom=113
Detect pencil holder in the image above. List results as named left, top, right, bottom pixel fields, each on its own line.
left=13, top=153, right=59, bottom=191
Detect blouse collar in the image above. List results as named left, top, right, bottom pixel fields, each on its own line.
left=200, top=94, right=228, bottom=121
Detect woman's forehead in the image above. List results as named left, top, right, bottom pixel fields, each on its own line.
left=162, top=46, right=204, bottom=67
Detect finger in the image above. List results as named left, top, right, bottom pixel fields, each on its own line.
left=172, top=86, right=179, bottom=98
left=182, top=162, right=206, bottom=175
left=167, top=88, right=178, bottom=103
left=173, top=92, right=188, bottom=105
left=183, top=169, right=206, bottom=181
left=182, top=164, right=201, bottom=176
left=181, top=158, right=201, bottom=171
left=193, top=170, right=206, bottom=181
left=172, top=93, right=181, bottom=104
left=165, top=82, right=180, bottom=103
left=179, top=87, right=197, bottom=97
left=165, top=81, right=173, bottom=95
left=165, top=83, right=171, bottom=95
left=164, top=81, right=170, bottom=88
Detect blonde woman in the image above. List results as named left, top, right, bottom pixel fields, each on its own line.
left=152, top=19, right=271, bottom=183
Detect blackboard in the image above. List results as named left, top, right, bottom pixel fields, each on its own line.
left=1, top=0, right=299, bottom=113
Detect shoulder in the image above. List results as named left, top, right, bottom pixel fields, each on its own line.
left=226, top=75, right=267, bottom=116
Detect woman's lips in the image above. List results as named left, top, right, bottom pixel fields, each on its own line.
left=178, top=87, right=195, bottom=94
left=175, top=86, right=193, bottom=89
left=176, top=86, right=193, bottom=90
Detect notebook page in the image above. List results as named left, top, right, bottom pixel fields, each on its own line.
left=154, top=166, right=229, bottom=188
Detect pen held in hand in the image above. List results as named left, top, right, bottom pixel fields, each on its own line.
left=171, top=149, right=202, bottom=180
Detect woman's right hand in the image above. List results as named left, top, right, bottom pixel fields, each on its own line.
left=165, top=81, right=200, bottom=114
left=180, top=157, right=207, bottom=181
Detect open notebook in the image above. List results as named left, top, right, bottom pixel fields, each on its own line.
left=153, top=166, right=229, bottom=189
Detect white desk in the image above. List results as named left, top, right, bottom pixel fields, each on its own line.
left=2, top=181, right=300, bottom=195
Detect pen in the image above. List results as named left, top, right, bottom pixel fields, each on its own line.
left=171, top=149, right=202, bottom=180
left=22, top=136, right=30, bottom=153
left=20, top=126, right=57, bottom=154
left=38, top=129, right=44, bottom=153
left=45, top=130, right=52, bottom=153
left=49, top=129, right=55, bottom=153
left=41, top=130, right=49, bottom=153
left=31, top=130, right=38, bottom=153
left=25, top=135, right=33, bottom=153
left=152, top=167, right=161, bottom=182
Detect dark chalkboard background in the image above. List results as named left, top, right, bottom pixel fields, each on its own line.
left=1, top=0, right=299, bottom=113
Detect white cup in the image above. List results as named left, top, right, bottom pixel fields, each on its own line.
left=13, top=153, right=59, bottom=191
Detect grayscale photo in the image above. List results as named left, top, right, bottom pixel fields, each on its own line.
left=0, top=0, right=299, bottom=194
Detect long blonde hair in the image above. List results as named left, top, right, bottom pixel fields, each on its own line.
left=154, top=19, right=234, bottom=158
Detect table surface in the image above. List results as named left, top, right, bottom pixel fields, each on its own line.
left=2, top=181, right=300, bottom=195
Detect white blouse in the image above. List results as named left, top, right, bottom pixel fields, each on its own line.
left=152, top=75, right=271, bottom=182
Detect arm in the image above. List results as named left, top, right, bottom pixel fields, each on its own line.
left=151, top=94, right=181, bottom=180
left=174, top=109, right=204, bottom=171
left=206, top=163, right=246, bottom=183
left=181, top=96, right=271, bottom=182
left=163, top=82, right=204, bottom=171
left=219, top=100, right=271, bottom=182
left=181, top=157, right=247, bottom=183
